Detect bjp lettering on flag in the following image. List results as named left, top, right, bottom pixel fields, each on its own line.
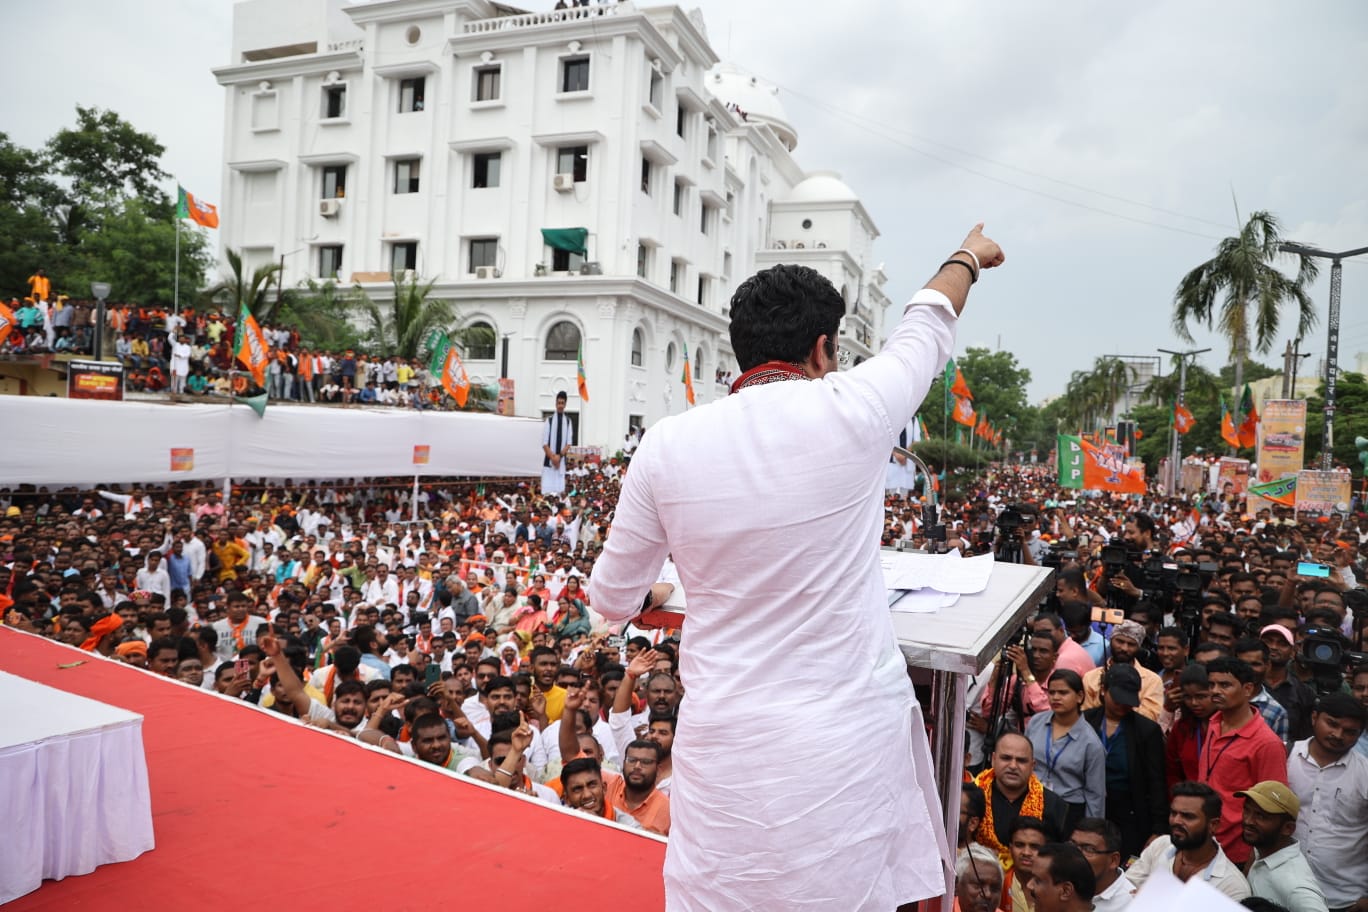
left=1056, top=434, right=1145, bottom=494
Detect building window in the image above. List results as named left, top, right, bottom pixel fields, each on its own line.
left=665, top=341, right=677, bottom=371
left=673, top=179, right=686, bottom=216
left=640, top=157, right=652, bottom=195
left=705, top=123, right=719, bottom=162
left=390, top=242, right=418, bottom=275
left=468, top=238, right=498, bottom=272
left=723, top=251, right=733, bottom=278
left=697, top=274, right=709, bottom=307
left=322, top=84, right=346, bottom=119
left=474, top=64, right=501, bottom=102
left=472, top=152, right=501, bottom=188
left=544, top=321, right=581, bottom=361
left=648, top=69, right=663, bottom=110
left=725, top=190, right=735, bottom=219
left=636, top=242, right=650, bottom=279
left=465, top=321, right=496, bottom=360
left=694, top=345, right=705, bottom=379
left=393, top=158, right=420, bottom=194
left=557, top=145, right=588, bottom=182
left=631, top=328, right=644, bottom=367
left=321, top=165, right=347, bottom=199
left=676, top=104, right=688, bottom=139
left=670, top=259, right=684, bottom=294
left=560, top=56, right=590, bottom=93
left=700, top=203, right=714, bottom=235
left=551, top=248, right=584, bottom=272
left=399, top=77, right=426, bottom=113
left=318, top=245, right=343, bottom=279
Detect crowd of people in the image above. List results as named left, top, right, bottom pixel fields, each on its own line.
left=2, top=273, right=467, bottom=407
left=2, top=453, right=1367, bottom=910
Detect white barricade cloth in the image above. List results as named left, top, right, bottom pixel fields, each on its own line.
left=0, top=671, right=154, bottom=903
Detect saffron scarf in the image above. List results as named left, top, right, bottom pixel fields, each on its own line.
left=973, top=768, right=1045, bottom=870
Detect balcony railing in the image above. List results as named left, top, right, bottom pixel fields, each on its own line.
left=463, top=3, right=628, bottom=34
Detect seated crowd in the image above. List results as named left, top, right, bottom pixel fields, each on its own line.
left=2, top=460, right=1367, bottom=911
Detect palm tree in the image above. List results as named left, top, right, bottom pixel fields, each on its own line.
left=275, top=278, right=367, bottom=352
left=1144, top=356, right=1219, bottom=406
left=1092, top=356, right=1136, bottom=421
left=1172, top=210, right=1319, bottom=400
left=206, top=248, right=281, bottom=319
left=356, top=273, right=455, bottom=361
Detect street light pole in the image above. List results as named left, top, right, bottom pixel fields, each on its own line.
left=1279, top=241, right=1368, bottom=469
left=1159, top=346, right=1210, bottom=492
left=90, top=282, right=111, bottom=361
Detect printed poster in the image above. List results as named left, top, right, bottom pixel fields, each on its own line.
left=169, top=448, right=195, bottom=472
left=412, top=445, right=431, bottom=465
left=1294, top=469, right=1352, bottom=519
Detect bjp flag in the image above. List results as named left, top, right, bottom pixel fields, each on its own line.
left=1220, top=395, right=1241, bottom=449
left=177, top=185, right=219, bottom=229
left=952, top=395, right=976, bottom=427
left=441, top=345, right=470, bottom=407
left=1173, top=401, right=1195, bottom=435
left=1237, top=384, right=1259, bottom=449
left=1057, top=434, right=1146, bottom=494
left=233, top=304, right=270, bottom=387
left=0, top=299, right=14, bottom=346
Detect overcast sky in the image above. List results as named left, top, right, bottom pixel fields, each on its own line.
left=5, top=0, right=1367, bottom=399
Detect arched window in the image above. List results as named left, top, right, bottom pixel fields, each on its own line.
left=694, top=344, right=705, bottom=380
left=543, top=320, right=581, bottom=361
left=630, top=328, right=644, bottom=367
left=464, top=321, right=496, bottom=360
left=665, top=341, right=677, bottom=372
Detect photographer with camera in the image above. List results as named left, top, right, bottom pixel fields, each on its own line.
left=993, top=503, right=1039, bottom=566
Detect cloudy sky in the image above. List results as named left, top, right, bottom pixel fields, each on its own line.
left=6, top=0, right=1367, bottom=399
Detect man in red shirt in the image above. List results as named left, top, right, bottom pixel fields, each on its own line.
left=1198, top=657, right=1287, bottom=864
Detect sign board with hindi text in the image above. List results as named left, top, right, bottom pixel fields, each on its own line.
left=1294, top=469, right=1352, bottom=519
left=1256, top=400, right=1307, bottom=481
left=66, top=359, right=124, bottom=401
left=1216, top=457, right=1250, bottom=496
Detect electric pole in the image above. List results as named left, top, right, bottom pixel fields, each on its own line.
left=1159, top=346, right=1211, bottom=493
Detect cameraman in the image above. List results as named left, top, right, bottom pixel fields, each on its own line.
left=1099, top=512, right=1156, bottom=607
left=993, top=504, right=1038, bottom=566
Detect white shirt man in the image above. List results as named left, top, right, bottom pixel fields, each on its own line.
left=362, top=569, right=400, bottom=607
left=541, top=394, right=574, bottom=495
left=589, top=229, right=1003, bottom=911
left=135, top=554, right=172, bottom=604
left=182, top=532, right=207, bottom=581
left=1286, top=709, right=1368, bottom=912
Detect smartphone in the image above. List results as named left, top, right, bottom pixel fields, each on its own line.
left=1296, top=561, right=1331, bottom=579
left=1091, top=607, right=1125, bottom=625
left=604, top=635, right=625, bottom=650
left=234, top=659, right=250, bottom=677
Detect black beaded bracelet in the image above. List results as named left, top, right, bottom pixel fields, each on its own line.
left=939, top=257, right=977, bottom=284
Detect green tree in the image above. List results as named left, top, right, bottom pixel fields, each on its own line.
left=922, top=347, right=1033, bottom=444
left=46, top=106, right=171, bottom=213
left=207, top=248, right=281, bottom=320
left=0, top=133, right=62, bottom=296
left=1172, top=211, right=1319, bottom=404
left=63, top=197, right=212, bottom=307
left=356, top=275, right=455, bottom=361
left=1304, top=371, right=1368, bottom=474
left=275, top=279, right=368, bottom=352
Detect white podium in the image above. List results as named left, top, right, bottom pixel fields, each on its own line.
left=0, top=671, right=155, bottom=903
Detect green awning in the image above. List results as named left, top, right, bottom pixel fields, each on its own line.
left=541, top=227, right=588, bottom=257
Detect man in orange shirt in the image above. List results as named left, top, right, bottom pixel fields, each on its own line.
left=606, top=739, right=670, bottom=835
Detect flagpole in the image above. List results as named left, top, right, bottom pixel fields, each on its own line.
left=173, top=204, right=181, bottom=313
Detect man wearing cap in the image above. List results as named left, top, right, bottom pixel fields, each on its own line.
left=541, top=391, right=574, bottom=496
left=1083, top=664, right=1167, bottom=860
left=1082, top=620, right=1163, bottom=722
left=1238, top=780, right=1329, bottom=912
left=1286, top=692, right=1368, bottom=912
left=1262, top=622, right=1318, bottom=743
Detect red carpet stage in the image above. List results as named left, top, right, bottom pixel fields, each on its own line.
left=0, top=627, right=667, bottom=910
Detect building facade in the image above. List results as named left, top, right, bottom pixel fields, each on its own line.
left=215, top=0, right=888, bottom=446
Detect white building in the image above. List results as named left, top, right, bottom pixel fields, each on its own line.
left=214, top=0, right=888, bottom=446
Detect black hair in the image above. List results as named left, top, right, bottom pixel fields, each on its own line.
left=1035, top=844, right=1096, bottom=899
left=1046, top=668, right=1084, bottom=694
left=960, top=783, right=986, bottom=819
left=1128, top=512, right=1156, bottom=536
left=333, top=679, right=366, bottom=701
left=625, top=739, right=661, bottom=761
left=560, top=756, right=601, bottom=788
left=1009, top=815, right=1053, bottom=842
left=1178, top=664, right=1209, bottom=687
left=1315, top=691, right=1367, bottom=726
left=331, top=644, right=362, bottom=674
left=1171, top=780, right=1222, bottom=820
left=1069, top=817, right=1121, bottom=855
left=1233, top=637, right=1269, bottom=660
left=485, top=675, right=516, bottom=695
left=1205, top=656, right=1257, bottom=685
left=727, top=264, right=844, bottom=370
left=1157, top=625, right=1189, bottom=646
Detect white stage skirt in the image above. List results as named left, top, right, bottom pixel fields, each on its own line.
left=0, top=670, right=155, bottom=903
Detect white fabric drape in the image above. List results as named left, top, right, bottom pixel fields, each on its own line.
left=0, top=672, right=155, bottom=903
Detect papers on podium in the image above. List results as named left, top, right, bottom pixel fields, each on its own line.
left=882, top=550, right=995, bottom=614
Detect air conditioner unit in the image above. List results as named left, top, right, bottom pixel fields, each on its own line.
left=553, top=173, right=575, bottom=192
left=319, top=198, right=342, bottom=217
left=475, top=265, right=500, bottom=279
left=579, top=261, right=602, bottom=275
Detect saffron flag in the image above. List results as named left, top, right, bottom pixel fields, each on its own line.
left=1249, top=475, right=1297, bottom=507
left=975, top=414, right=988, bottom=439
left=577, top=343, right=589, bottom=402
left=1237, top=384, right=1259, bottom=449
left=177, top=185, right=219, bottom=229
left=233, top=304, right=270, bottom=387
left=1173, top=401, right=1195, bottom=435
left=0, top=299, right=14, bottom=346
left=951, top=366, right=973, bottom=400
left=952, top=395, right=976, bottom=427
left=1220, top=395, right=1241, bottom=448
left=1057, top=434, right=1146, bottom=494
left=682, top=342, right=696, bottom=406
left=441, top=345, right=470, bottom=407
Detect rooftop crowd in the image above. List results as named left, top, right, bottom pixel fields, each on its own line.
left=2, top=455, right=1367, bottom=911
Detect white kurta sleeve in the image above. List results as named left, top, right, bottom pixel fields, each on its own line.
left=588, top=443, right=669, bottom=623
left=840, top=288, right=957, bottom=444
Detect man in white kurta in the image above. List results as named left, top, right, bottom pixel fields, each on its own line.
left=591, top=226, right=1004, bottom=911
left=541, top=391, right=574, bottom=495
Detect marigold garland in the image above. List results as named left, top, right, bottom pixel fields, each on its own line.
left=973, top=768, right=1044, bottom=870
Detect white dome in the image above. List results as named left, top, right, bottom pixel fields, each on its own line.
left=786, top=171, right=858, bottom=204
left=706, top=63, right=797, bottom=151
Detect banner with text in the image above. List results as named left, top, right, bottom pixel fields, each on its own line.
left=1294, top=469, right=1352, bottom=519
left=67, top=359, right=125, bottom=401
left=1057, top=434, right=1146, bottom=494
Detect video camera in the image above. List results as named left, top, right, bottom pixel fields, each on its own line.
left=1301, top=626, right=1367, bottom=670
